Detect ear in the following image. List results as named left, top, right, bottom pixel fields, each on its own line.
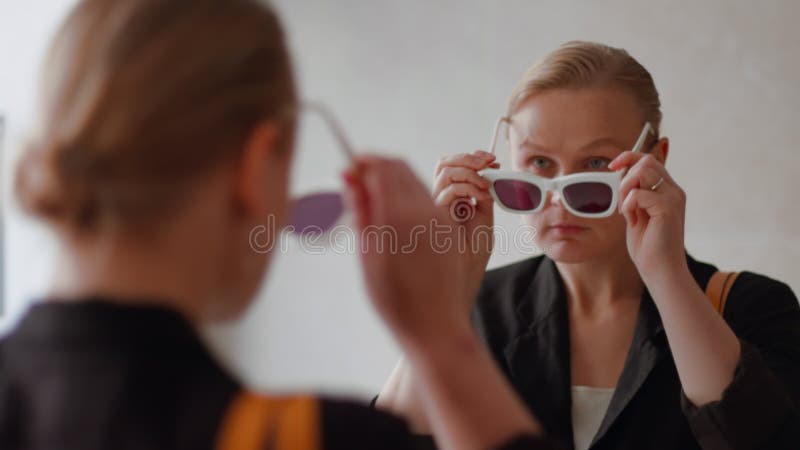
left=232, top=120, right=283, bottom=220
left=651, top=137, right=669, bottom=165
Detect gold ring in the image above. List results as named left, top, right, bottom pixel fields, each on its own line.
left=650, top=177, right=665, bottom=191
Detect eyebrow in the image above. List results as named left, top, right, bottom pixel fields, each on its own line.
left=579, top=137, right=628, bottom=152
left=517, top=137, right=627, bottom=154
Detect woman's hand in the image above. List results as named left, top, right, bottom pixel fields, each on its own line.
left=342, top=156, right=472, bottom=348
left=611, top=152, right=744, bottom=408
left=432, top=150, right=499, bottom=308
left=609, top=151, right=688, bottom=282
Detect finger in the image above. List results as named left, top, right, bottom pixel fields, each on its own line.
left=636, top=207, right=649, bottom=229
left=621, top=187, right=665, bottom=224
left=435, top=183, right=493, bottom=208
left=621, top=187, right=640, bottom=227
left=366, top=158, right=441, bottom=229
left=395, top=159, right=431, bottom=197
left=612, top=151, right=676, bottom=184
left=619, top=165, right=664, bottom=210
left=357, top=157, right=397, bottom=225
left=433, top=166, right=491, bottom=197
left=342, top=165, right=371, bottom=230
left=608, top=150, right=653, bottom=172
left=434, top=151, right=496, bottom=177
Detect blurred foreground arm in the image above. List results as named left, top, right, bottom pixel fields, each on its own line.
left=342, top=156, right=546, bottom=450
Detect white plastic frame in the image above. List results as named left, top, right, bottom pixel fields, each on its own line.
left=481, top=169, right=623, bottom=218
left=480, top=118, right=655, bottom=218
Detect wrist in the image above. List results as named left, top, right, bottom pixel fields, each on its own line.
left=400, top=320, right=481, bottom=370
left=642, top=260, right=695, bottom=301
left=640, top=252, right=690, bottom=284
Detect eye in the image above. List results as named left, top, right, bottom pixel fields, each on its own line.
left=529, top=157, right=551, bottom=169
left=586, top=157, right=610, bottom=170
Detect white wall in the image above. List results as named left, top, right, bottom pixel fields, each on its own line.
left=2, top=0, right=799, bottom=400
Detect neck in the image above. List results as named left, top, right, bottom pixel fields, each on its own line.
left=554, top=247, right=644, bottom=316
left=48, top=219, right=223, bottom=325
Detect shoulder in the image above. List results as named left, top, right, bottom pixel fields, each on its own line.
left=725, top=271, right=799, bottom=328
left=688, top=255, right=799, bottom=334
left=218, top=393, right=412, bottom=450
left=318, top=397, right=413, bottom=450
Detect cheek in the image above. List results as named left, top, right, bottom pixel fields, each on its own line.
left=520, top=213, right=546, bottom=237
left=268, top=153, right=294, bottom=227
left=586, top=213, right=628, bottom=243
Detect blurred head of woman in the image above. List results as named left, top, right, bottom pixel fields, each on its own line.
left=15, top=0, right=297, bottom=321
left=505, top=41, right=669, bottom=264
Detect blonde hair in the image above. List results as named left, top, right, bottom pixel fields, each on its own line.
left=15, top=0, right=296, bottom=232
left=508, top=41, right=662, bottom=134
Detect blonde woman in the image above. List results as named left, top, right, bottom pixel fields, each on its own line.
left=0, top=1, right=560, bottom=449
left=376, top=41, right=800, bottom=450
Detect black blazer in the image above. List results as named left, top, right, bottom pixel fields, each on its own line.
left=471, top=254, right=800, bottom=450
left=0, top=301, right=552, bottom=450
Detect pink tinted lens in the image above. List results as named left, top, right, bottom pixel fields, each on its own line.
left=562, top=182, right=613, bottom=214
left=493, top=179, right=542, bottom=211
left=288, top=192, right=344, bottom=236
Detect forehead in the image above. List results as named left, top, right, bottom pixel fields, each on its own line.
left=510, top=87, right=643, bottom=149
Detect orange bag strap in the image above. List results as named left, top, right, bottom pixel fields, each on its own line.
left=705, top=271, right=740, bottom=314
left=215, top=392, right=320, bottom=450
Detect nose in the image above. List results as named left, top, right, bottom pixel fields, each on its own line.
left=547, top=189, right=563, bottom=208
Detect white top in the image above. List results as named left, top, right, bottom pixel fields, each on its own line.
left=571, top=386, right=615, bottom=450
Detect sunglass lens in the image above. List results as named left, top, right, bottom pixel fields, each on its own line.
left=493, top=179, right=543, bottom=211
left=288, top=192, right=344, bottom=236
left=562, top=182, right=613, bottom=214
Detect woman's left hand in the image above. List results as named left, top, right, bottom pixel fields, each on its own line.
left=608, top=152, right=688, bottom=281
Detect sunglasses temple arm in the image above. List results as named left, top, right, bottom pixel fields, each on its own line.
left=488, top=116, right=510, bottom=156
left=631, top=122, right=655, bottom=154
left=621, top=122, right=656, bottom=176
left=301, top=101, right=357, bottom=162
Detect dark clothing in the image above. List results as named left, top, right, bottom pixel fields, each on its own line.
left=0, top=300, right=553, bottom=450
left=471, top=254, right=800, bottom=450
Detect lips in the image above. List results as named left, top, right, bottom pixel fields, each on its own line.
left=549, top=223, right=588, bottom=235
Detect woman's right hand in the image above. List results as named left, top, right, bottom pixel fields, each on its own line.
left=432, top=150, right=499, bottom=307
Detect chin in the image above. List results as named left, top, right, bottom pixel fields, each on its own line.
left=536, top=235, right=612, bottom=264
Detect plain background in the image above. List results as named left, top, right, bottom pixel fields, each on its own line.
left=1, top=0, right=799, bottom=400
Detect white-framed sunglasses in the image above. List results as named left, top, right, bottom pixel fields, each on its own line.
left=479, top=117, right=656, bottom=219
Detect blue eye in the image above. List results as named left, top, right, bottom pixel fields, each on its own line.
left=530, top=157, right=551, bottom=169
left=587, top=158, right=609, bottom=170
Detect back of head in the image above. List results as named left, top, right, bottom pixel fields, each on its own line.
left=15, top=0, right=297, bottom=234
left=508, top=40, right=662, bottom=134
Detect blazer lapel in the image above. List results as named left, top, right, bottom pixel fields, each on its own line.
left=591, top=289, right=667, bottom=446
left=503, top=258, right=575, bottom=446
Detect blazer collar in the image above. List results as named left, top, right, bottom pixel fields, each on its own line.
left=503, top=255, right=669, bottom=448
left=513, top=256, right=565, bottom=330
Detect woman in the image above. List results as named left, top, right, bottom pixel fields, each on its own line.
left=376, top=41, right=800, bottom=450
left=0, top=1, right=558, bottom=449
